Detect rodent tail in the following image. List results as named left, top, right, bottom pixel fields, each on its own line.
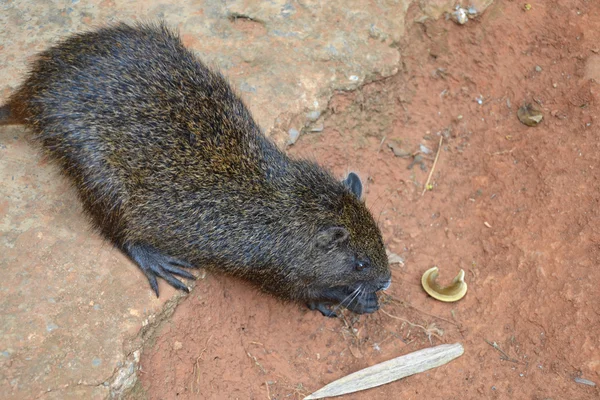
left=0, top=103, right=20, bottom=125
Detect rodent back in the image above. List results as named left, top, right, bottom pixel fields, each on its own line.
left=14, top=23, right=289, bottom=200
left=9, top=22, right=292, bottom=243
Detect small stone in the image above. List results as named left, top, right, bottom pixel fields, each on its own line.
left=173, top=341, right=183, bottom=351
left=387, top=141, right=411, bottom=158
left=535, top=65, right=542, bottom=72
left=552, top=83, right=558, bottom=88
left=288, top=128, right=300, bottom=145
left=92, top=358, right=102, bottom=367
left=46, top=323, right=59, bottom=332
left=310, top=123, right=324, bottom=132
left=306, top=110, right=321, bottom=122
left=420, top=144, right=432, bottom=154
left=386, top=250, right=405, bottom=265
left=451, top=8, right=469, bottom=24
left=517, top=104, right=543, bottom=126
left=574, top=377, right=596, bottom=387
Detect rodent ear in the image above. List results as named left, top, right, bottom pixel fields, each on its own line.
left=343, top=172, right=363, bottom=199
left=316, top=227, right=350, bottom=249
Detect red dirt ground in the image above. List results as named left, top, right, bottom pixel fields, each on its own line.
left=137, top=1, right=600, bottom=399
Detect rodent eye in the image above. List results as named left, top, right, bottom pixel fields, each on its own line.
left=355, top=259, right=370, bottom=271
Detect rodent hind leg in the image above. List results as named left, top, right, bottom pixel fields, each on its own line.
left=124, top=243, right=197, bottom=297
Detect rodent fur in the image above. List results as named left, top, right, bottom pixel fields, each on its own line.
left=1, top=22, right=391, bottom=317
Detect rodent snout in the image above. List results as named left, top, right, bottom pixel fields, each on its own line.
left=379, top=278, right=392, bottom=291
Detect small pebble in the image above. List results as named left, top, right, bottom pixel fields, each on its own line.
left=574, top=377, right=597, bottom=387
left=386, top=250, right=404, bottom=265
left=535, top=65, right=542, bottom=72
left=306, top=110, right=321, bottom=122
left=387, top=142, right=411, bottom=158
left=517, top=104, right=543, bottom=127
left=452, top=8, right=469, bottom=25
left=310, top=123, right=324, bottom=132
left=288, top=128, right=300, bottom=145
left=419, top=144, right=432, bottom=154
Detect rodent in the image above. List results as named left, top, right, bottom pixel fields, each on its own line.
left=0, top=22, right=391, bottom=317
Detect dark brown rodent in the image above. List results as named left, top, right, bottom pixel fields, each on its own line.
left=1, top=22, right=391, bottom=317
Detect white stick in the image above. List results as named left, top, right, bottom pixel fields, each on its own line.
left=304, top=343, right=464, bottom=399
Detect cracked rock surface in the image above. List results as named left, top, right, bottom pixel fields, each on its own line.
left=0, top=1, right=416, bottom=399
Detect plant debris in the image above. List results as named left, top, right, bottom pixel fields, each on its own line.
left=304, top=343, right=464, bottom=399
left=421, top=266, right=468, bottom=302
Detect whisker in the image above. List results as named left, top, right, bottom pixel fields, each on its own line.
left=332, top=286, right=361, bottom=314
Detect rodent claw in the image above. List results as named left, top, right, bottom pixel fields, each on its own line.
left=125, top=244, right=195, bottom=297
left=162, top=264, right=197, bottom=280
left=147, top=274, right=160, bottom=298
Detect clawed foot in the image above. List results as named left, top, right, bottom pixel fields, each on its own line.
left=124, top=243, right=196, bottom=297
left=308, top=301, right=339, bottom=318
left=307, top=289, right=380, bottom=317
left=345, top=292, right=379, bottom=314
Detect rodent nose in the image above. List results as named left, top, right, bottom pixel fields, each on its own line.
left=380, top=278, right=392, bottom=291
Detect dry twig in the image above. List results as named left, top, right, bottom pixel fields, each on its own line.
left=380, top=309, right=443, bottom=343
left=421, top=136, right=444, bottom=196
left=377, top=135, right=387, bottom=153
left=191, top=335, right=213, bottom=394
left=484, top=339, right=525, bottom=364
